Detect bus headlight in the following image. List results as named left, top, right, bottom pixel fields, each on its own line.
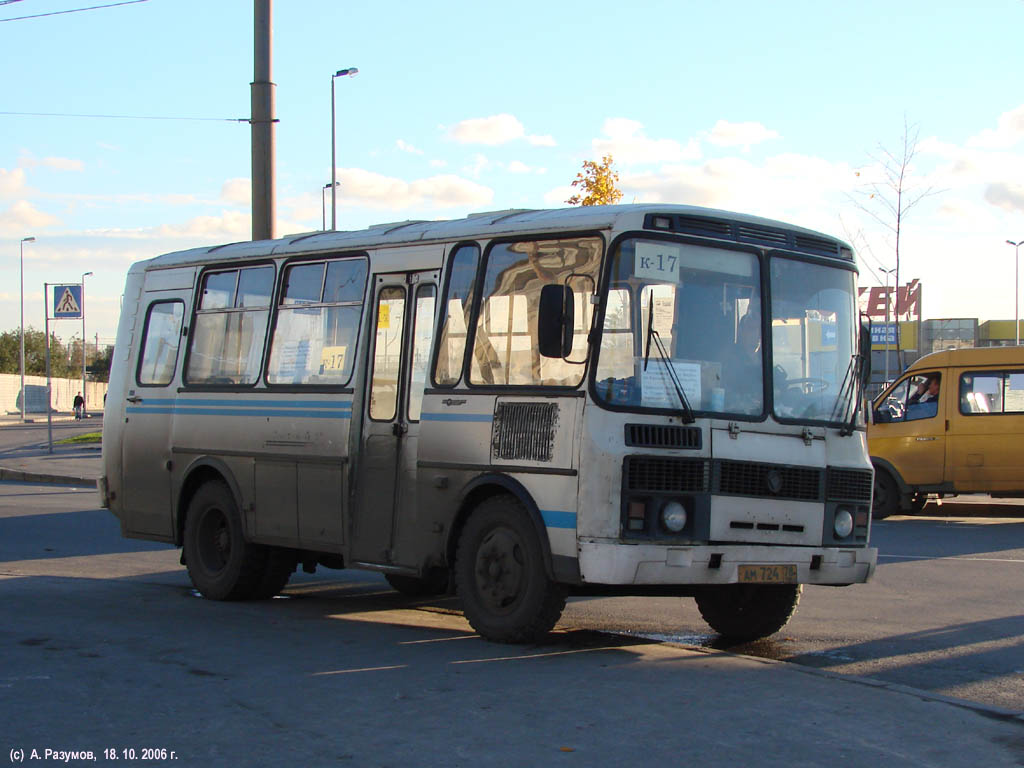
left=833, top=508, right=854, bottom=539
left=661, top=501, right=687, bottom=533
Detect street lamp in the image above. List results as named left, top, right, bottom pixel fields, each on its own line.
left=330, top=66, right=358, bottom=231
left=322, top=182, right=339, bottom=231
left=1007, top=240, right=1022, bottom=346
left=19, top=236, right=35, bottom=422
left=81, top=271, right=93, bottom=415
left=881, top=267, right=897, bottom=384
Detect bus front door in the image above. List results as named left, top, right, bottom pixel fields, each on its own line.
left=352, top=270, right=438, bottom=567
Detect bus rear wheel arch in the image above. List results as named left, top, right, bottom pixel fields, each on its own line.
left=454, top=494, right=566, bottom=643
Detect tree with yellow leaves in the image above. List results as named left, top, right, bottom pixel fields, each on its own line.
left=566, top=155, right=623, bottom=206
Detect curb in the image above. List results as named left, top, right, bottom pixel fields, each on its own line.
left=0, top=467, right=97, bottom=488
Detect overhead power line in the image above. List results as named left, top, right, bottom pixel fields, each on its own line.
left=0, top=110, right=249, bottom=123
left=0, top=0, right=148, bottom=23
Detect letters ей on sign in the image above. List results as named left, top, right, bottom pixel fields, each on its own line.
left=53, top=284, right=83, bottom=318
left=635, top=242, right=681, bottom=282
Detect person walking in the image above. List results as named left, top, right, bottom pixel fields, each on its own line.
left=73, top=392, right=85, bottom=420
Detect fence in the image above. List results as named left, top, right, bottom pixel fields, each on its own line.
left=0, top=373, right=108, bottom=416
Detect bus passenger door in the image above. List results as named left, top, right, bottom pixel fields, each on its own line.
left=352, top=270, right=438, bottom=566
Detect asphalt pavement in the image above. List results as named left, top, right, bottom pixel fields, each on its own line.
left=1, top=417, right=1023, bottom=765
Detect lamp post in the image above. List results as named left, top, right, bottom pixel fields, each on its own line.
left=881, top=267, right=897, bottom=384
left=19, top=236, right=35, bottom=422
left=1007, top=240, right=1022, bottom=346
left=321, top=182, right=339, bottom=231
left=81, top=271, right=93, bottom=416
left=330, top=67, right=358, bottom=231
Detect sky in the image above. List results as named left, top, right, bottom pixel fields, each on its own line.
left=3, top=0, right=1024, bottom=347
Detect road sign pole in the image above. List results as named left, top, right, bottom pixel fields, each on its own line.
left=44, top=283, right=53, bottom=454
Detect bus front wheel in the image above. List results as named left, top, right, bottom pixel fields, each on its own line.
left=694, top=583, right=802, bottom=642
left=455, top=495, right=566, bottom=643
left=183, top=481, right=267, bottom=601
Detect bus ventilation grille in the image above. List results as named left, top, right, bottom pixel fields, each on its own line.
left=715, top=461, right=823, bottom=501
left=825, top=468, right=874, bottom=503
left=624, top=457, right=709, bottom=492
left=625, top=424, right=702, bottom=450
left=491, top=402, right=559, bottom=462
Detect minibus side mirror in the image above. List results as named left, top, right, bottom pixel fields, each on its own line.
left=859, top=316, right=872, bottom=383
left=538, top=284, right=574, bottom=358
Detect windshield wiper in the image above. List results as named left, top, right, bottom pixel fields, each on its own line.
left=831, top=353, right=864, bottom=436
left=643, top=298, right=695, bottom=424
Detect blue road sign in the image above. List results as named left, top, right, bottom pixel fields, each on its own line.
left=53, top=284, right=82, bottom=318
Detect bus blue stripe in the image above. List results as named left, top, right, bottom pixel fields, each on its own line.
left=126, top=406, right=351, bottom=419
left=420, top=412, right=493, bottom=422
left=139, top=398, right=351, bottom=409
left=540, top=510, right=576, bottom=529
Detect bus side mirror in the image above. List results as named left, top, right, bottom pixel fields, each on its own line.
left=859, top=316, right=872, bottom=386
left=538, top=284, right=574, bottom=358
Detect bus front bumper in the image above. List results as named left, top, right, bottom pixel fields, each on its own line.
left=577, top=539, right=876, bottom=586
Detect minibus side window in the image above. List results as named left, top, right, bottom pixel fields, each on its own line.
left=266, top=257, right=368, bottom=387
left=137, top=301, right=185, bottom=386
left=469, top=236, right=603, bottom=387
left=959, top=370, right=1024, bottom=414
left=433, top=245, right=480, bottom=387
left=876, top=372, right=940, bottom=422
left=186, top=265, right=274, bottom=386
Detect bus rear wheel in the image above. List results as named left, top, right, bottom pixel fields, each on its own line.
left=694, top=583, right=802, bottom=642
left=183, top=481, right=266, bottom=601
left=455, top=495, right=566, bottom=643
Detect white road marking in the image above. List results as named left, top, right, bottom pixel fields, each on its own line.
left=879, top=554, right=1024, bottom=563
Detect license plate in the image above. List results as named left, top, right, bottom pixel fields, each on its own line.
left=737, top=564, right=798, bottom=583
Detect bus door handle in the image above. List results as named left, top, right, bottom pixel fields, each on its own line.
left=392, top=422, right=408, bottom=437
left=126, top=396, right=143, bottom=403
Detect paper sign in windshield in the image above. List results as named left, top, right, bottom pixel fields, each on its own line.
left=635, top=242, right=682, bottom=282
left=641, top=360, right=701, bottom=409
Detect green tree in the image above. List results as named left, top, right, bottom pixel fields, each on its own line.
left=0, top=327, right=75, bottom=377
left=566, top=155, right=623, bottom=206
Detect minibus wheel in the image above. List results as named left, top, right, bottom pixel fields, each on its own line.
left=455, top=495, right=567, bottom=643
left=183, top=481, right=266, bottom=601
left=872, top=469, right=899, bottom=519
left=694, top=584, right=802, bottom=642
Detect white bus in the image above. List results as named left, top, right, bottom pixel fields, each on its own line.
left=101, top=204, right=876, bottom=643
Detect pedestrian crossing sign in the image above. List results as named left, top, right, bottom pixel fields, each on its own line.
left=54, top=284, right=83, bottom=318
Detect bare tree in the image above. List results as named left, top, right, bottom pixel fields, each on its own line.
left=850, top=119, right=940, bottom=359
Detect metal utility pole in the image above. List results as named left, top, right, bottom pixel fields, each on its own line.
left=251, top=0, right=276, bottom=241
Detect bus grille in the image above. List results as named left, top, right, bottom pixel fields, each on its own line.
left=826, top=468, right=874, bottom=503
left=624, top=457, right=709, bottom=492
left=624, top=424, right=702, bottom=450
left=715, top=461, right=822, bottom=501
left=491, top=402, right=559, bottom=462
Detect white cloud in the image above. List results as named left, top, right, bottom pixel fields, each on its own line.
left=543, top=185, right=577, bottom=206
left=333, top=168, right=493, bottom=210
left=592, top=118, right=701, bottom=166
left=396, top=139, right=424, bottom=155
left=507, top=161, right=532, bottom=174
left=464, top=154, right=490, bottom=178
left=0, top=200, right=59, bottom=236
left=704, top=120, right=780, bottom=151
left=0, top=168, right=27, bottom=198
left=967, top=105, right=1024, bottom=150
left=526, top=134, right=557, bottom=147
left=450, top=114, right=525, bottom=145
left=41, top=157, right=84, bottom=172
left=220, top=178, right=251, bottom=206
left=429, top=159, right=447, bottom=168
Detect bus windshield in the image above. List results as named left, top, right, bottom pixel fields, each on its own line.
left=593, top=237, right=859, bottom=425
left=770, top=256, right=858, bottom=424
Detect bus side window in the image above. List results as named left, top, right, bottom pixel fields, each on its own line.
left=137, top=301, right=185, bottom=386
left=433, top=244, right=480, bottom=387
left=266, top=257, right=368, bottom=386
left=408, top=285, right=437, bottom=421
left=185, top=265, right=274, bottom=386
left=370, top=287, right=406, bottom=420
